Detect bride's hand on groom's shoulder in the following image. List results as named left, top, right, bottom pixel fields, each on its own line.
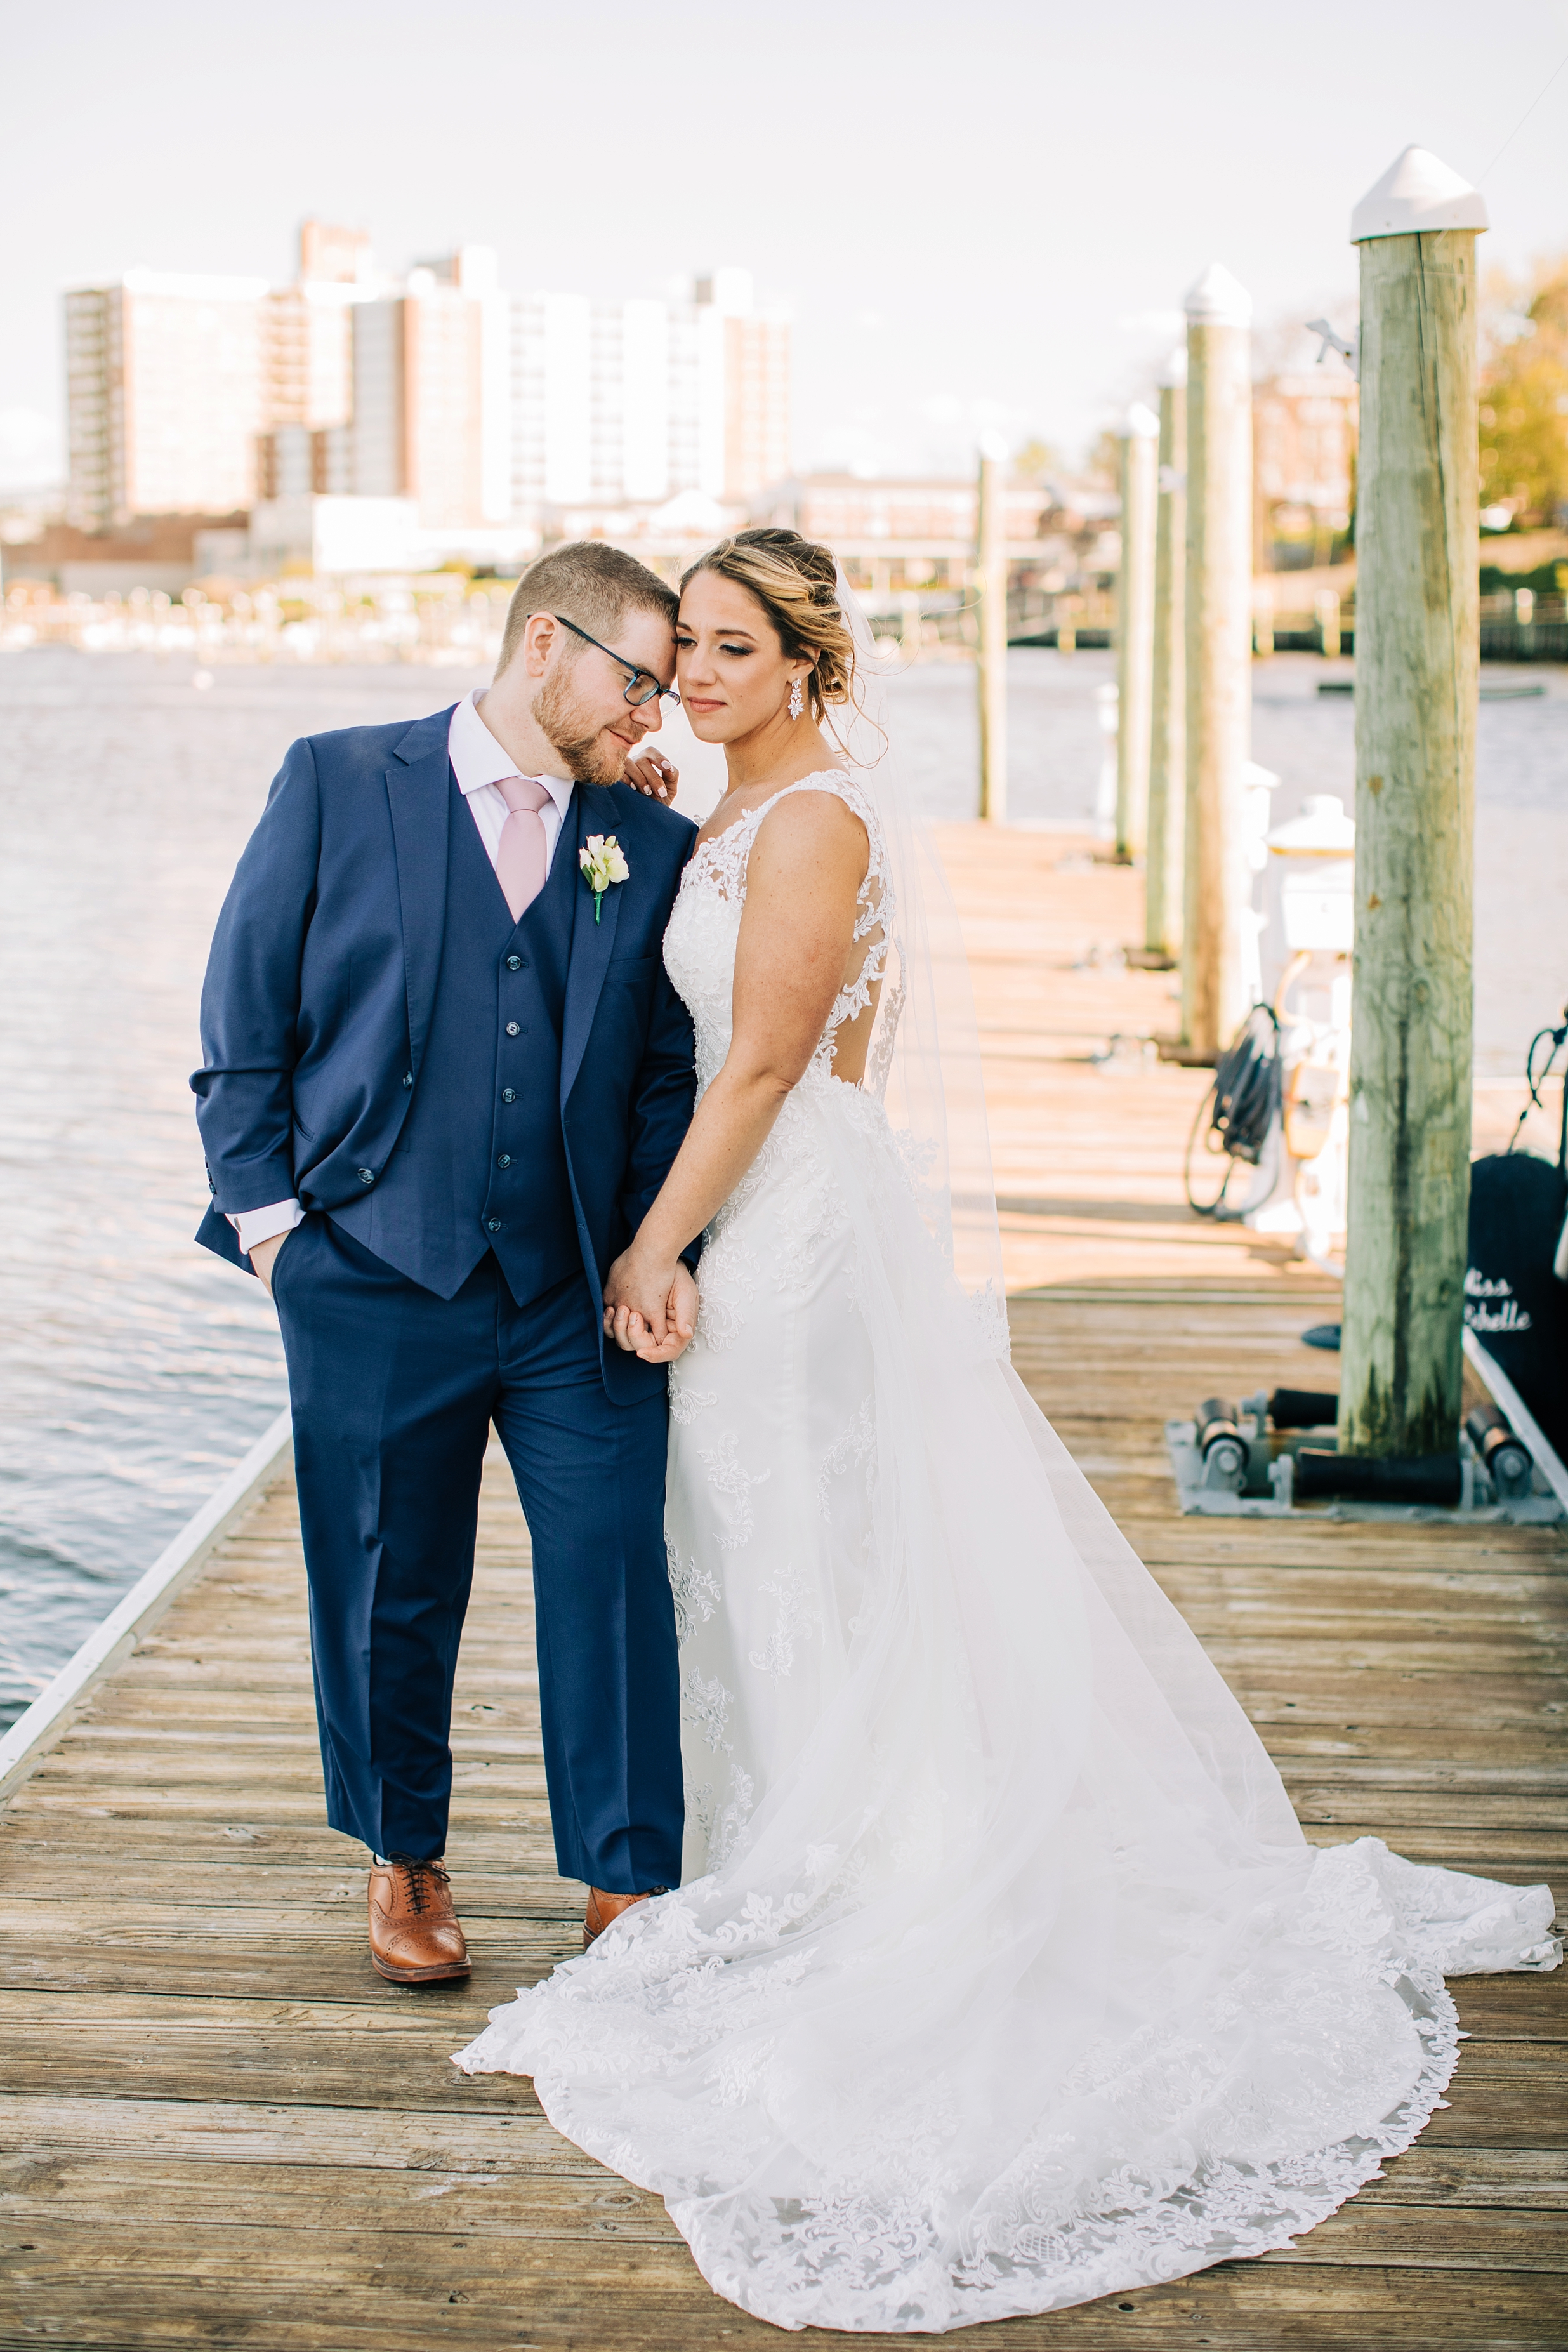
left=603, top=1252, right=698, bottom=1364
left=623, top=750, right=678, bottom=805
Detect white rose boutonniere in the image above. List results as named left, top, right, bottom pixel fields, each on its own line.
left=579, top=833, right=630, bottom=924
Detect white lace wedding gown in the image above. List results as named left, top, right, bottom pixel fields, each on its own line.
left=458, top=772, right=1560, bottom=2334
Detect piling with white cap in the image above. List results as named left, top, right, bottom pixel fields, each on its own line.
left=1114, top=403, right=1160, bottom=865
left=1337, top=148, right=1487, bottom=1462
left=1145, top=348, right=1187, bottom=960
left=1181, top=264, right=1253, bottom=1056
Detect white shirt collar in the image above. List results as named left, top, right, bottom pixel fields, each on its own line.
left=448, top=690, right=575, bottom=823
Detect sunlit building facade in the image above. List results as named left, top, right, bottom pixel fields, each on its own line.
left=510, top=269, right=791, bottom=517
left=65, top=270, right=269, bottom=528
left=65, top=230, right=791, bottom=546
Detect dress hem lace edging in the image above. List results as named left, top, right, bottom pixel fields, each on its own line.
left=452, top=1835, right=1560, bottom=2335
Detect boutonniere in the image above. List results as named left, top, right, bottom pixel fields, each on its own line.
left=579, top=833, right=629, bottom=924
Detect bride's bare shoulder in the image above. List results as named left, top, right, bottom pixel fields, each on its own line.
left=748, top=778, right=869, bottom=885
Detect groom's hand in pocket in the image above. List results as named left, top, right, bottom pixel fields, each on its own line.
left=249, top=1231, right=288, bottom=1298
left=603, top=1253, right=697, bottom=1364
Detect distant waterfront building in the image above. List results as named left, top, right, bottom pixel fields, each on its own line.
left=65, top=270, right=270, bottom=528
left=347, top=247, right=511, bottom=529
left=0, top=510, right=249, bottom=597
left=510, top=268, right=789, bottom=517
left=64, top=228, right=791, bottom=558
left=1253, top=369, right=1359, bottom=569
left=755, top=472, right=1052, bottom=592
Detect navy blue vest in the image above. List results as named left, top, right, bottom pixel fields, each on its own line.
left=329, top=772, right=581, bottom=1307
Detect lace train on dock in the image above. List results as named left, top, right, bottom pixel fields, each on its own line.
left=456, top=772, right=1559, bottom=2334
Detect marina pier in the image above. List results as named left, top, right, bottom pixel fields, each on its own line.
left=1, top=834, right=1561, bottom=2350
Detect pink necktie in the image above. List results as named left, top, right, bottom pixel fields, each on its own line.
left=494, top=775, right=552, bottom=921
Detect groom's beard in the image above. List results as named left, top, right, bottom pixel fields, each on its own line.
left=534, top=671, right=629, bottom=785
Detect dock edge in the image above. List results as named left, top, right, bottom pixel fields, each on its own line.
left=0, top=1406, right=294, bottom=1810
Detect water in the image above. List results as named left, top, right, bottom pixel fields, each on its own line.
left=1, top=645, right=1564, bottom=1729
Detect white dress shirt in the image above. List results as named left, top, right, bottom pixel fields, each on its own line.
left=228, top=692, right=575, bottom=1257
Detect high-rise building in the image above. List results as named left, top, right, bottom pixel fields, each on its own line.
left=298, top=221, right=372, bottom=288
left=65, top=269, right=269, bottom=529
left=510, top=268, right=790, bottom=520
left=346, top=248, right=510, bottom=527
left=65, top=230, right=791, bottom=549
left=261, top=219, right=376, bottom=439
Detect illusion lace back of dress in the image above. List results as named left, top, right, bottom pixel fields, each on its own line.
left=455, top=769, right=1561, bottom=2335
left=670, top=769, right=897, bottom=1100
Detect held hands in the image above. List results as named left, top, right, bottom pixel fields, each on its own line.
left=603, top=1252, right=698, bottom=1363
left=623, top=750, right=678, bottom=804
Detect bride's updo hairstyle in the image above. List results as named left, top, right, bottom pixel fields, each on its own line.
left=680, top=527, right=857, bottom=728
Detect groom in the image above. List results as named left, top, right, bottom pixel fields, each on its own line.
left=192, top=542, right=697, bottom=1983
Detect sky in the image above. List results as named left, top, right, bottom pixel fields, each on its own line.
left=4, top=0, right=1566, bottom=491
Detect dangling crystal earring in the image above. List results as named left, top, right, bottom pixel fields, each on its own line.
left=787, top=678, right=804, bottom=721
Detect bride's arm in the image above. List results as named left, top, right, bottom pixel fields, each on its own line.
left=605, top=792, right=867, bottom=1356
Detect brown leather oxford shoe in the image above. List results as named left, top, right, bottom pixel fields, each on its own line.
left=583, top=1884, right=668, bottom=1951
left=367, top=1856, right=470, bottom=1984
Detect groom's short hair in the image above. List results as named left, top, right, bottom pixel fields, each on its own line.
left=497, top=541, right=678, bottom=675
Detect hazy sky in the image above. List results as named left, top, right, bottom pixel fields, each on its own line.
left=4, top=0, right=1565, bottom=488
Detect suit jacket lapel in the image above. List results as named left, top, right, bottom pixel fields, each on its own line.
left=560, top=787, right=624, bottom=1104
left=385, top=709, right=456, bottom=1080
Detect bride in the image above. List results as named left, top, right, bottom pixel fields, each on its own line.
left=456, top=528, right=1559, bottom=2334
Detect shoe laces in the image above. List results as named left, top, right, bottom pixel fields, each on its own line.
left=388, top=1855, right=449, bottom=1915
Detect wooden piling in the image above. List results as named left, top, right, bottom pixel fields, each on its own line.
left=1338, top=147, right=1487, bottom=1460
left=977, top=440, right=1008, bottom=823
left=1114, top=404, right=1159, bottom=864
left=1316, top=588, right=1342, bottom=659
left=1182, top=265, right=1254, bottom=1060
left=1145, top=350, right=1187, bottom=963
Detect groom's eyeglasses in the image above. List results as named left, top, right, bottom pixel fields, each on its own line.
left=553, top=614, right=677, bottom=709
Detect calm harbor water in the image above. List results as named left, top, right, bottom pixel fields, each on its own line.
left=1, top=644, right=1564, bottom=1729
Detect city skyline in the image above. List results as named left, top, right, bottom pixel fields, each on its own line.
left=4, top=0, right=1566, bottom=498
left=60, top=226, right=791, bottom=552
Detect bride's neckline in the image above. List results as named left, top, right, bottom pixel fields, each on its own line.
left=692, top=766, right=854, bottom=856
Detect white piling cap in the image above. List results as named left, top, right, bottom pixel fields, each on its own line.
left=1350, top=145, right=1489, bottom=241
left=1157, top=345, right=1188, bottom=388
left=1117, top=402, right=1160, bottom=439
left=1184, top=263, right=1251, bottom=327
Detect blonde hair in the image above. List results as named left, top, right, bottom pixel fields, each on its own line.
left=680, top=527, right=857, bottom=725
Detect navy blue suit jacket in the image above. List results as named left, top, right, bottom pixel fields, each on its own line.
left=191, top=704, right=699, bottom=1403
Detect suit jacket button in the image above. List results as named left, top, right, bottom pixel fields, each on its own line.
left=496, top=1154, right=511, bottom=1168
left=506, top=1021, right=520, bottom=1036
left=501, top=1088, right=516, bottom=1103
left=402, top=1072, right=414, bottom=1088
left=486, top=1219, right=503, bottom=1233
left=357, top=1168, right=374, bottom=1184
left=505, top=955, right=522, bottom=971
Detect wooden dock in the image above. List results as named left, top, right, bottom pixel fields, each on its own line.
left=3, top=833, right=1564, bottom=2349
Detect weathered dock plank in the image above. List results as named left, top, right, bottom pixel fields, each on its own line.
left=2, top=832, right=1562, bottom=2349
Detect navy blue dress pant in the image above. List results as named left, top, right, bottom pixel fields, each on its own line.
left=271, top=1212, right=683, bottom=1889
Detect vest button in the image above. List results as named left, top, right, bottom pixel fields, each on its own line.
left=505, top=1021, right=520, bottom=1036
left=486, top=1219, right=503, bottom=1233
left=501, top=1088, right=516, bottom=1104
left=402, top=1071, right=414, bottom=1088
left=496, top=1154, right=511, bottom=1168
left=505, top=955, right=523, bottom=971
left=357, top=1168, right=374, bottom=1185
